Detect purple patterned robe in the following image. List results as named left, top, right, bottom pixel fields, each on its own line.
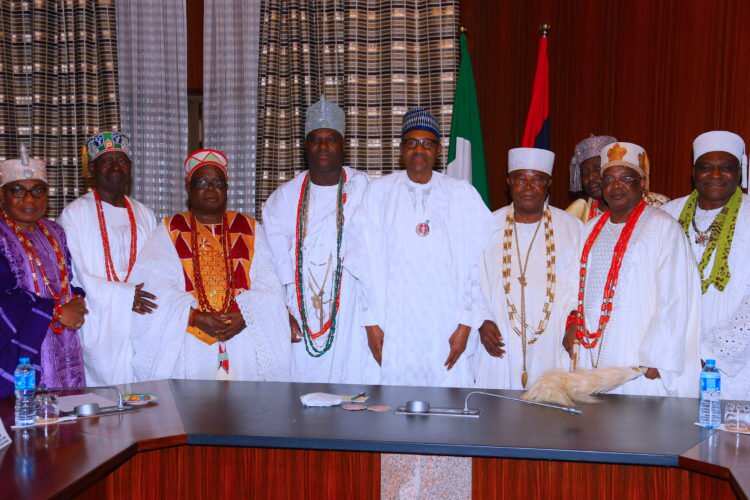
left=0, top=218, right=85, bottom=398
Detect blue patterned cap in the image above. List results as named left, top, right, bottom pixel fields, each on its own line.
left=402, top=107, right=441, bottom=139
left=86, top=131, right=132, bottom=162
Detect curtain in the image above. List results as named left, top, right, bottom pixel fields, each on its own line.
left=255, top=0, right=460, bottom=217
left=0, top=0, right=120, bottom=217
left=116, top=0, right=188, bottom=219
left=203, top=0, right=262, bottom=216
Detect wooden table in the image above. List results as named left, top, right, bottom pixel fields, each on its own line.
left=1, top=379, right=747, bottom=499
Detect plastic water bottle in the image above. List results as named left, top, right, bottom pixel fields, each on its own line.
left=14, top=357, right=36, bottom=427
left=698, top=359, right=721, bottom=429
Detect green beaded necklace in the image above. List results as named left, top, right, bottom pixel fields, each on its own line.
left=294, top=170, right=346, bottom=357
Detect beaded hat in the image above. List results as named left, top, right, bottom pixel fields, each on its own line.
left=184, top=148, right=228, bottom=181
left=305, top=96, right=345, bottom=138
left=401, top=107, right=441, bottom=139
left=600, top=142, right=648, bottom=179
left=569, top=135, right=617, bottom=191
left=87, top=131, right=132, bottom=162
left=0, top=144, right=47, bottom=187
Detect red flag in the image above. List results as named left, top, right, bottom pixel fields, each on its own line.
left=521, top=30, right=550, bottom=149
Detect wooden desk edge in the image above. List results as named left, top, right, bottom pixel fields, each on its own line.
left=679, top=450, right=749, bottom=500
left=49, top=433, right=188, bottom=500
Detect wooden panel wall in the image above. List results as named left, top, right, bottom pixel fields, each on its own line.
left=75, top=446, right=740, bottom=500
left=473, top=457, right=737, bottom=500
left=77, top=446, right=380, bottom=500
left=460, top=0, right=750, bottom=209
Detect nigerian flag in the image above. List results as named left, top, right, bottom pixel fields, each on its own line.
left=447, top=32, right=489, bottom=206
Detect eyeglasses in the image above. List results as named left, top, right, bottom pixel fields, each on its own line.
left=601, top=175, right=641, bottom=186
left=402, top=138, right=440, bottom=151
left=4, top=184, right=48, bottom=199
left=191, top=178, right=228, bottom=190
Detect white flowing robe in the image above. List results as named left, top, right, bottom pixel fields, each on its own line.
left=476, top=205, right=581, bottom=390
left=575, top=206, right=701, bottom=397
left=262, top=166, right=379, bottom=384
left=58, top=192, right=156, bottom=386
left=129, top=221, right=291, bottom=382
left=362, top=171, right=492, bottom=388
left=663, top=194, right=750, bottom=400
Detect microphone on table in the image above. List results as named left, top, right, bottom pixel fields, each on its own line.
left=99, top=385, right=126, bottom=410
left=463, top=391, right=582, bottom=416
left=42, top=385, right=126, bottom=411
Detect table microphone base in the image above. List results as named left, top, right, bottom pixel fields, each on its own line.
left=395, top=406, right=480, bottom=418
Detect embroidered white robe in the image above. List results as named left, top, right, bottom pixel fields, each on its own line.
left=575, top=206, right=701, bottom=397
left=262, top=166, right=379, bottom=384
left=129, top=222, right=291, bottom=382
left=361, top=170, right=492, bottom=388
left=476, top=205, right=581, bottom=390
left=58, top=192, right=157, bottom=386
left=663, top=194, right=750, bottom=399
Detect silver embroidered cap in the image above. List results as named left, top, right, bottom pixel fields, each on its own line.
left=305, top=95, right=345, bottom=138
left=0, top=144, right=47, bottom=187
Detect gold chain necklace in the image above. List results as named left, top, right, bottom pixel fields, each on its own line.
left=501, top=206, right=556, bottom=388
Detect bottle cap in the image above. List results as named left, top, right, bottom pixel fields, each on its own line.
left=19, top=356, right=30, bottom=364
left=705, top=359, right=716, bottom=367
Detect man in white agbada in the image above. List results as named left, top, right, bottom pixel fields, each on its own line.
left=58, top=132, right=157, bottom=386
left=130, top=149, right=290, bottom=382
left=476, top=148, right=581, bottom=390
left=563, top=142, right=701, bottom=397
left=663, top=131, right=750, bottom=400
left=262, top=96, right=378, bottom=384
left=362, top=107, right=492, bottom=387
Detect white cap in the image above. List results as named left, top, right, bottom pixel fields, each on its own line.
left=508, top=147, right=554, bottom=176
left=600, top=142, right=647, bottom=178
left=693, top=130, right=747, bottom=189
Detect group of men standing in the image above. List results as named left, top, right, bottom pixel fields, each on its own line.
left=0, top=98, right=747, bottom=402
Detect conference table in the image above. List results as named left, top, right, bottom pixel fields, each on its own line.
left=1, top=379, right=748, bottom=499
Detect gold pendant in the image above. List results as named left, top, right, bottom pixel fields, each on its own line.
left=521, top=370, right=528, bottom=389
left=311, top=293, right=323, bottom=311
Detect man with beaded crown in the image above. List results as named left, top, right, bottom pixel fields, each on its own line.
left=262, top=95, right=378, bottom=384
left=562, top=142, right=700, bottom=396
left=0, top=146, right=87, bottom=397
left=361, top=107, right=492, bottom=388
left=130, top=149, right=290, bottom=382
left=475, top=147, right=581, bottom=390
left=566, top=134, right=669, bottom=223
left=662, top=131, right=750, bottom=399
left=58, top=131, right=157, bottom=386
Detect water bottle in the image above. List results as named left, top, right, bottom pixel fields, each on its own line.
left=698, top=359, right=721, bottom=429
left=14, top=357, right=36, bottom=427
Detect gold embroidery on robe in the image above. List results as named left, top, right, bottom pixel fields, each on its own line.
left=165, top=211, right=256, bottom=345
